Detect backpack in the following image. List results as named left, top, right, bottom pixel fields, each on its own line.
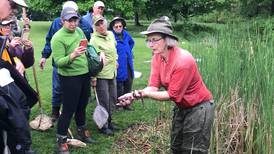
left=86, top=44, right=103, bottom=76
left=75, top=28, right=103, bottom=76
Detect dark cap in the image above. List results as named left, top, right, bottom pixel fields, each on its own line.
left=61, top=7, right=79, bottom=21
left=141, top=17, right=178, bottom=40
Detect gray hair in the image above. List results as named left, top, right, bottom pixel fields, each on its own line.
left=164, top=36, right=178, bottom=48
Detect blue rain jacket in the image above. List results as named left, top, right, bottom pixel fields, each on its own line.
left=112, top=30, right=135, bottom=81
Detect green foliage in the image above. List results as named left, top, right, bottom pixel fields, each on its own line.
left=108, top=0, right=135, bottom=17
left=240, top=0, right=272, bottom=17
left=145, top=0, right=220, bottom=22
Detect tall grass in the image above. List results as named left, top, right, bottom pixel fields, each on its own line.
left=190, top=19, right=273, bottom=153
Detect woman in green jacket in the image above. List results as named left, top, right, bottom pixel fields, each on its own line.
left=90, top=14, right=119, bottom=136
left=51, top=7, right=95, bottom=154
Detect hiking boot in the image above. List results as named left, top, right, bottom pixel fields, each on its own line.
left=109, top=123, right=120, bottom=131
left=76, top=126, right=97, bottom=143
left=51, top=106, right=60, bottom=122
left=100, top=128, right=114, bottom=136
left=56, top=135, right=70, bottom=154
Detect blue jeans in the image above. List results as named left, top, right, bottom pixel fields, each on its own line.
left=52, top=66, right=62, bottom=107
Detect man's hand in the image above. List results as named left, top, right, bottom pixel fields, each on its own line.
left=39, top=58, right=46, bottom=70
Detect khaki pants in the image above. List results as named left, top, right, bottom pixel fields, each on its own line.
left=170, top=101, right=214, bottom=154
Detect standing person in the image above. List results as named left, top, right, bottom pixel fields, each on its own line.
left=0, top=1, right=36, bottom=154
left=51, top=7, right=95, bottom=154
left=90, top=15, right=118, bottom=136
left=82, top=0, right=105, bottom=29
left=109, top=17, right=135, bottom=111
left=117, top=17, right=215, bottom=154
left=0, top=19, right=34, bottom=72
left=39, top=1, right=92, bottom=122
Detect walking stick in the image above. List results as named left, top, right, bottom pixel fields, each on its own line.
left=22, top=3, right=52, bottom=131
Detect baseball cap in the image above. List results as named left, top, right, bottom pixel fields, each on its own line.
left=93, top=14, right=105, bottom=26
left=63, top=1, right=78, bottom=11
left=1, top=19, right=15, bottom=26
left=94, top=1, right=105, bottom=8
left=61, top=7, right=79, bottom=21
left=12, top=0, right=28, bottom=7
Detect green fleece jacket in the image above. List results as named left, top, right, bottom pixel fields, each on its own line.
left=51, top=27, right=89, bottom=76
left=90, top=31, right=118, bottom=79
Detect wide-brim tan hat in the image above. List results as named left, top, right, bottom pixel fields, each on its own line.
left=12, top=0, right=28, bottom=7
left=141, top=18, right=178, bottom=41
left=109, top=17, right=126, bottom=30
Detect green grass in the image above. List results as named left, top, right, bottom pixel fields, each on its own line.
left=26, top=19, right=273, bottom=153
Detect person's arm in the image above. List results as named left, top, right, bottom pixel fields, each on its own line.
left=127, top=32, right=135, bottom=51
left=79, top=18, right=92, bottom=41
left=91, top=38, right=106, bottom=65
left=40, top=19, right=61, bottom=70
left=41, top=21, right=57, bottom=59
left=51, top=38, right=70, bottom=67
left=141, top=87, right=170, bottom=101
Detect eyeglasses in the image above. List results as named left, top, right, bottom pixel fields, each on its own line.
left=145, top=37, right=163, bottom=44
left=114, top=25, right=123, bottom=29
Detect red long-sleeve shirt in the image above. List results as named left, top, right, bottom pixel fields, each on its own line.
left=149, top=47, right=212, bottom=108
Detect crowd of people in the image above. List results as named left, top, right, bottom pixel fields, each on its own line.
left=0, top=0, right=214, bottom=154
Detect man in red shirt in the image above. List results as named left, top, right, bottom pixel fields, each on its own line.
left=118, top=17, right=214, bottom=153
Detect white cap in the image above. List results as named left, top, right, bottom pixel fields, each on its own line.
left=12, top=0, right=28, bottom=7
left=93, top=1, right=105, bottom=8
left=63, top=1, right=78, bottom=11
left=1, top=19, right=14, bottom=25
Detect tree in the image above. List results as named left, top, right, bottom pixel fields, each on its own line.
left=145, top=0, right=220, bottom=22
left=272, top=0, right=274, bottom=15
left=28, top=0, right=95, bottom=20
left=108, top=0, right=147, bottom=26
